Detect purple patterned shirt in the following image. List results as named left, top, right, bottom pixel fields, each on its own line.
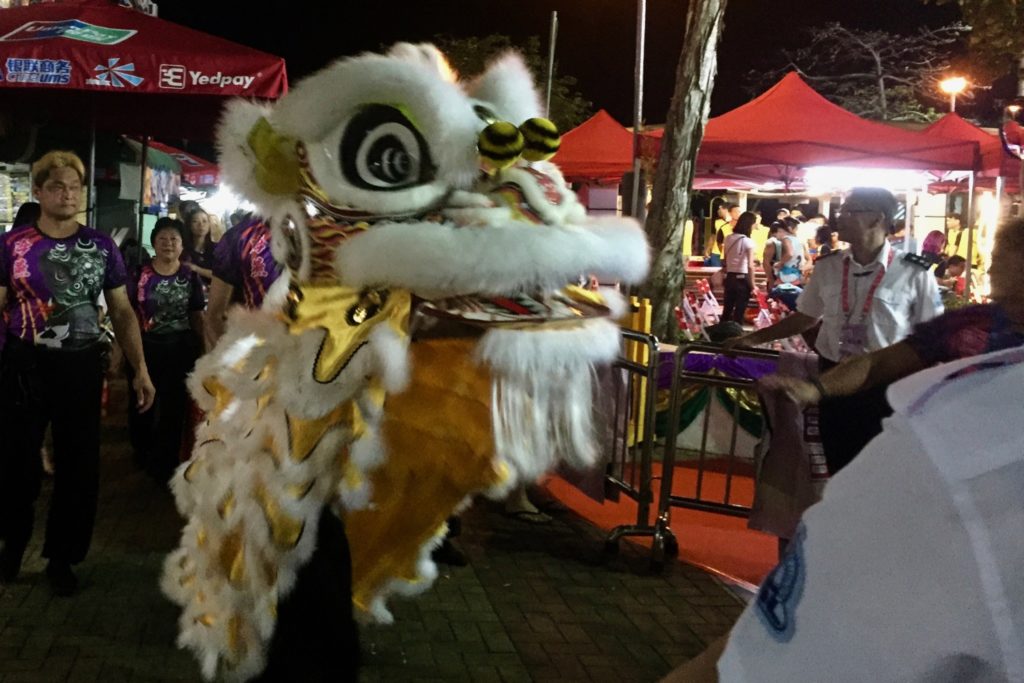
left=0, top=224, right=126, bottom=350
left=212, top=217, right=282, bottom=309
left=130, top=263, right=206, bottom=335
left=905, top=303, right=1024, bottom=366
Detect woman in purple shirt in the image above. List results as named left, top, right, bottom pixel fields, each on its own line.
left=128, top=217, right=206, bottom=480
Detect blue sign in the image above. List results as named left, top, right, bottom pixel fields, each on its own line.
left=4, top=58, right=72, bottom=85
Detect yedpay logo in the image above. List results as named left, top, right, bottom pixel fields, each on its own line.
left=158, top=64, right=256, bottom=90
left=159, top=64, right=185, bottom=89
left=4, top=58, right=71, bottom=85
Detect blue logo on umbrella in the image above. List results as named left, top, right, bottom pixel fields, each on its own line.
left=86, top=58, right=143, bottom=88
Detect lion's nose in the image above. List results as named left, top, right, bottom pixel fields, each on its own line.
left=478, top=118, right=560, bottom=172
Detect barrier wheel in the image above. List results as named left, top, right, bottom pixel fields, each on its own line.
left=663, top=535, right=679, bottom=558
left=603, top=540, right=620, bottom=556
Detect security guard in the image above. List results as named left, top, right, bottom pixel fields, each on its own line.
left=662, top=345, right=1024, bottom=682
left=726, top=188, right=943, bottom=474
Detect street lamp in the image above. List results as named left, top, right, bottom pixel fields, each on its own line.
left=939, top=76, right=968, bottom=112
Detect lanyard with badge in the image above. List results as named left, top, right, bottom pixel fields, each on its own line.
left=838, top=250, right=894, bottom=359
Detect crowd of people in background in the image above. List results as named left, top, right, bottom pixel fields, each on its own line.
left=694, top=196, right=986, bottom=327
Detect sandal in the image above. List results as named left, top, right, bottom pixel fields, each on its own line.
left=507, top=509, right=553, bottom=524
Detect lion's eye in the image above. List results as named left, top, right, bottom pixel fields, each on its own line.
left=340, top=105, right=434, bottom=191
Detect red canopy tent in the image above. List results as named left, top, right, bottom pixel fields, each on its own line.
left=924, top=113, right=1020, bottom=193
left=149, top=139, right=218, bottom=186
left=642, top=72, right=980, bottom=186
left=555, top=109, right=635, bottom=183
left=0, top=0, right=287, bottom=139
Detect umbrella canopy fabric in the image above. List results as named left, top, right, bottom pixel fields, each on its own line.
left=643, top=72, right=980, bottom=178
left=924, top=113, right=1019, bottom=181
left=149, top=139, right=217, bottom=186
left=555, top=110, right=635, bottom=182
left=123, top=136, right=180, bottom=172
left=0, top=0, right=287, bottom=139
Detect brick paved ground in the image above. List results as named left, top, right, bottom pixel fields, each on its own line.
left=0, top=382, right=747, bottom=682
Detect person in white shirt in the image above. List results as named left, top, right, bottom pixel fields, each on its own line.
left=662, top=345, right=1024, bottom=683
left=726, top=188, right=942, bottom=474
left=721, top=211, right=758, bottom=323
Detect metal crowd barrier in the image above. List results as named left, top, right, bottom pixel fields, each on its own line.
left=647, top=342, right=780, bottom=567
left=602, top=329, right=668, bottom=563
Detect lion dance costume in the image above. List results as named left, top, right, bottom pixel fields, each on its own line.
left=161, top=43, right=649, bottom=680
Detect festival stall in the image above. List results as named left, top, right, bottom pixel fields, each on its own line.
left=555, top=109, right=635, bottom=215
left=640, top=73, right=982, bottom=463
left=922, top=113, right=1021, bottom=299
left=0, top=162, right=30, bottom=230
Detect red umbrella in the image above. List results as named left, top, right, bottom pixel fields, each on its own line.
left=149, top=139, right=218, bottom=186
left=0, top=0, right=287, bottom=139
left=0, top=0, right=286, bottom=229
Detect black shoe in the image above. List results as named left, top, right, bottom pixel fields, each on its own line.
left=0, top=546, right=24, bottom=583
left=431, top=539, right=468, bottom=567
left=45, top=562, right=78, bottom=597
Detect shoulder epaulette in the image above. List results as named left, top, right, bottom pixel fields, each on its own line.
left=902, top=252, right=931, bottom=269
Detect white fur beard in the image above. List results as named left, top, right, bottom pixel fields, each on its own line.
left=476, top=318, right=621, bottom=482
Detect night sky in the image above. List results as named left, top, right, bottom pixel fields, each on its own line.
left=158, top=0, right=968, bottom=125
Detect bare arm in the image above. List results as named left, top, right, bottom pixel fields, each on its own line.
left=105, top=285, right=155, bottom=412
left=762, top=243, right=776, bottom=289
left=724, top=311, right=819, bottom=350
left=190, top=264, right=214, bottom=281
left=746, top=242, right=757, bottom=289
left=205, top=276, right=235, bottom=350
left=761, top=341, right=926, bottom=405
left=0, top=286, right=6, bottom=313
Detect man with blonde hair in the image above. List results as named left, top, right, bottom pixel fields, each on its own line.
left=0, top=150, right=155, bottom=596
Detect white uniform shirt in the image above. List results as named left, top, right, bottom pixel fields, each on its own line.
left=718, top=346, right=1024, bottom=682
left=796, top=239, right=943, bottom=362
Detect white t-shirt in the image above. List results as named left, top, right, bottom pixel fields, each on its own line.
left=795, top=240, right=943, bottom=362
left=718, top=346, right=1024, bottom=682
left=724, top=233, right=754, bottom=274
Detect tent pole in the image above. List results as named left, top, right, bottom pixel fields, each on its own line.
left=137, top=135, right=149, bottom=266
left=629, top=0, right=647, bottom=218
left=905, top=188, right=916, bottom=251
left=88, top=106, right=97, bottom=228
left=964, top=171, right=975, bottom=302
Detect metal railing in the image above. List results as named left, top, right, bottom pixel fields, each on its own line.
left=602, top=329, right=667, bottom=560
left=646, top=342, right=779, bottom=566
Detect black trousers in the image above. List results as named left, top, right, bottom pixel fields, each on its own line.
left=818, top=359, right=892, bottom=476
left=0, top=336, right=104, bottom=565
left=722, top=273, right=752, bottom=324
left=128, top=332, right=198, bottom=476
left=255, top=508, right=361, bottom=681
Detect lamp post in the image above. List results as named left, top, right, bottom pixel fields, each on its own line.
left=629, top=0, right=647, bottom=219
left=939, top=76, right=968, bottom=113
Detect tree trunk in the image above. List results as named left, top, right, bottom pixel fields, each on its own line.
left=639, top=0, right=729, bottom=341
